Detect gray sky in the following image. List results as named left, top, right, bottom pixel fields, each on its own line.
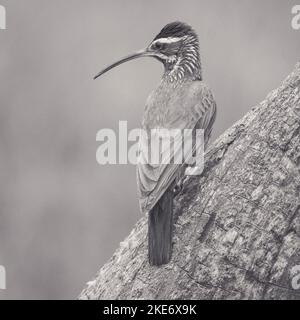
left=0, top=0, right=299, bottom=299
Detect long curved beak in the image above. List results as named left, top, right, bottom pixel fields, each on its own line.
left=94, top=49, right=152, bottom=80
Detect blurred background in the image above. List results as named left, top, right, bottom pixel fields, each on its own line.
left=0, top=0, right=299, bottom=299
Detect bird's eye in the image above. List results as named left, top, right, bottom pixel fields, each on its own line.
left=153, top=42, right=164, bottom=50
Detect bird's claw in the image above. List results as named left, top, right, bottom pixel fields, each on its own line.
left=184, top=166, right=203, bottom=176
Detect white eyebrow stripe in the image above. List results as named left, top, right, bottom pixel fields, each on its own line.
left=152, top=37, right=182, bottom=45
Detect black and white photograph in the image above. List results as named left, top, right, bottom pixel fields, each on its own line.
left=0, top=0, right=300, bottom=305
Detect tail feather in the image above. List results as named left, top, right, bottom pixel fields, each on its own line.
left=148, top=185, right=174, bottom=266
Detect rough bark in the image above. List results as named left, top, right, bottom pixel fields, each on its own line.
left=80, top=63, right=300, bottom=300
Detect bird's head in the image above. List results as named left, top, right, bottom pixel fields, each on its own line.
left=94, top=22, right=202, bottom=82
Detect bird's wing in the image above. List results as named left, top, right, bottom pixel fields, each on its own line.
left=137, top=82, right=217, bottom=213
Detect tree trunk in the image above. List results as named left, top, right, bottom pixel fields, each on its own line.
left=79, top=63, right=300, bottom=300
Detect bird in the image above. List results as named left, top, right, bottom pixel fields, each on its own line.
left=94, top=21, right=217, bottom=266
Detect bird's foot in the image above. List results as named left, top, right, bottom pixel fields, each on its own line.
left=184, top=166, right=203, bottom=176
